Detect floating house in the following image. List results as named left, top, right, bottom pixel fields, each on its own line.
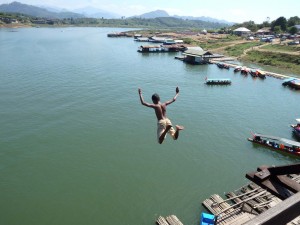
left=163, top=39, right=176, bottom=45
left=134, top=37, right=149, bottom=42
left=148, top=36, right=167, bottom=43
left=107, top=32, right=131, bottom=37
left=133, top=34, right=142, bottom=39
left=182, top=47, right=223, bottom=64
left=138, top=45, right=183, bottom=53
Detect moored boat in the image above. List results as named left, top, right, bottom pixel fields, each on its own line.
left=216, top=63, right=229, bottom=69
left=234, top=66, right=242, bottom=72
left=250, top=69, right=258, bottom=77
left=240, top=67, right=249, bottom=75
left=248, top=133, right=300, bottom=157
left=282, top=77, right=300, bottom=89
left=256, top=69, right=266, bottom=79
left=291, top=119, right=300, bottom=138
left=289, top=79, right=300, bottom=90
left=200, top=212, right=215, bottom=225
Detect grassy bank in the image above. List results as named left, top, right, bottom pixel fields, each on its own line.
left=244, top=51, right=300, bottom=75
left=261, top=44, right=300, bottom=53
left=224, top=42, right=263, bottom=57
left=199, top=35, right=242, bottom=50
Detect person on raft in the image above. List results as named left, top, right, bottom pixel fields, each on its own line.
left=138, top=87, right=184, bottom=144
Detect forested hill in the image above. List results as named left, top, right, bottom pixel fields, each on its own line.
left=0, top=12, right=230, bottom=29
left=97, top=17, right=230, bottom=29
left=0, top=1, right=84, bottom=19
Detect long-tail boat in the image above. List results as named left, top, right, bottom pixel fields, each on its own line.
left=248, top=133, right=300, bottom=157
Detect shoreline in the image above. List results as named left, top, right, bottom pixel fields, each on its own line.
left=1, top=25, right=299, bottom=77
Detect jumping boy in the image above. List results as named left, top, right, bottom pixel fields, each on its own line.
left=138, top=87, right=184, bottom=144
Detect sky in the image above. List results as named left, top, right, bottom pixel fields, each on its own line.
left=0, top=0, right=299, bottom=23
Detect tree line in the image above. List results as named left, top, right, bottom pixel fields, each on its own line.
left=1, top=12, right=300, bottom=34
left=231, top=16, right=300, bottom=35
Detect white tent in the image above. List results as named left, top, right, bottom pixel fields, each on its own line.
left=233, top=27, right=251, bottom=36
left=233, top=27, right=251, bottom=32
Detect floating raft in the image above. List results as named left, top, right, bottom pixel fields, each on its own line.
left=202, top=181, right=300, bottom=225
left=206, top=78, right=231, bottom=85
left=156, top=215, right=184, bottom=225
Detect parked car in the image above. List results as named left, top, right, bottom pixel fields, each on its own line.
left=260, top=37, right=273, bottom=42
left=288, top=40, right=299, bottom=45
left=280, top=36, right=287, bottom=41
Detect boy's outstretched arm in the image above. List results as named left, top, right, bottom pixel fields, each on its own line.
left=138, top=88, right=154, bottom=108
left=165, top=87, right=180, bottom=105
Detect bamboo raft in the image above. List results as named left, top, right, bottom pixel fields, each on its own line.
left=155, top=174, right=300, bottom=225
left=156, top=215, right=184, bottom=225
left=202, top=176, right=300, bottom=225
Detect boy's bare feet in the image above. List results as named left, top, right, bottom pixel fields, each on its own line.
left=174, top=125, right=184, bottom=140
left=176, top=125, right=184, bottom=130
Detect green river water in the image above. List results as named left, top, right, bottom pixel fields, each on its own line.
left=0, top=27, right=299, bottom=225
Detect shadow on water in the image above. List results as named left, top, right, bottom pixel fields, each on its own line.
left=292, top=132, right=300, bottom=142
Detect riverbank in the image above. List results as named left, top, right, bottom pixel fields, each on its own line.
left=129, top=29, right=300, bottom=76
left=2, top=25, right=299, bottom=76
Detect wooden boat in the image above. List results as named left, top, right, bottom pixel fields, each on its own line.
left=282, top=77, right=297, bottom=86
left=216, top=63, right=229, bottom=69
left=250, top=69, right=266, bottom=79
left=205, top=78, right=231, bottom=85
left=240, top=67, right=249, bottom=75
left=289, top=79, right=300, bottom=90
left=248, top=133, right=300, bottom=157
left=234, top=66, right=242, bottom=72
left=282, top=78, right=300, bottom=89
left=250, top=69, right=258, bottom=77
left=256, top=69, right=266, bottom=79
left=200, top=212, right=215, bottom=225
left=291, top=119, right=300, bottom=138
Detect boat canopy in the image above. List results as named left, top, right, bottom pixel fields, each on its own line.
left=207, top=78, right=231, bottom=82
left=296, top=119, right=300, bottom=123
left=255, top=133, right=300, bottom=148
left=282, top=77, right=297, bottom=82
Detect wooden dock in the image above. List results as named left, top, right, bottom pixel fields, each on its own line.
left=155, top=179, right=300, bottom=225
left=202, top=173, right=300, bottom=225
left=156, top=166, right=300, bottom=225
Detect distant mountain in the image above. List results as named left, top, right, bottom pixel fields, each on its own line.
left=125, top=17, right=230, bottom=29
left=133, top=10, right=169, bottom=19
left=0, top=1, right=84, bottom=19
left=0, top=2, right=235, bottom=25
left=73, top=6, right=120, bottom=19
left=133, top=9, right=234, bottom=25
left=38, top=5, right=69, bottom=13
left=174, top=15, right=235, bottom=25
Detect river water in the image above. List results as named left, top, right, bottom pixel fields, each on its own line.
left=0, top=27, right=299, bottom=225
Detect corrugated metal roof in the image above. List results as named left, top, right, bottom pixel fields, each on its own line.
left=183, top=49, right=213, bottom=57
